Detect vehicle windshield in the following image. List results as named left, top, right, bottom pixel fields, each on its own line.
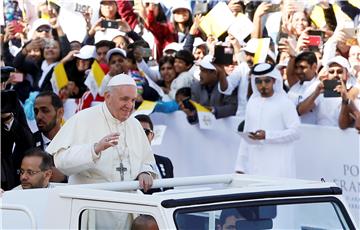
left=174, top=199, right=352, bottom=229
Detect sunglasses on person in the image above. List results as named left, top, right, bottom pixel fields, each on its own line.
left=328, top=69, right=344, bottom=75
left=143, top=128, right=153, bottom=136
left=36, top=27, right=51, bottom=33
left=255, top=78, right=273, bottom=85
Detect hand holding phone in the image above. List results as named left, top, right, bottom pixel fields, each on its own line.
left=9, top=72, right=24, bottom=83
left=101, top=20, right=118, bottom=29
left=141, top=48, right=152, bottom=58
left=9, top=20, right=24, bottom=34
left=323, top=79, right=341, bottom=97
left=213, top=45, right=234, bottom=65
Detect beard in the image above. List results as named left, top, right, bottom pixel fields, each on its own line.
left=38, top=118, right=57, bottom=134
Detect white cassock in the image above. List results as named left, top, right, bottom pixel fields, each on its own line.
left=46, top=102, right=157, bottom=184
left=235, top=64, right=301, bottom=178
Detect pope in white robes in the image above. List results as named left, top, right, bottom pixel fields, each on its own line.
left=46, top=74, right=158, bottom=186
left=235, top=63, right=301, bottom=178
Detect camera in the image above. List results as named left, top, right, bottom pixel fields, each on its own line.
left=213, top=45, right=234, bottom=65
left=1, top=66, right=15, bottom=83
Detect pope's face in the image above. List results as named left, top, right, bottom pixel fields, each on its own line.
left=105, top=85, right=137, bottom=122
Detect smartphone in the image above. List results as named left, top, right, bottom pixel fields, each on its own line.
left=10, top=72, right=24, bottom=83
left=267, top=4, right=281, bottom=13
left=141, top=47, right=152, bottom=58
left=323, top=79, right=341, bottom=97
left=101, top=20, right=118, bottom=29
left=213, top=45, right=234, bottom=65
left=308, top=30, right=324, bottom=51
left=182, top=98, right=196, bottom=111
left=9, top=20, right=24, bottom=34
left=193, top=2, right=208, bottom=15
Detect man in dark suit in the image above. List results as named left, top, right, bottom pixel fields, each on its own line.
left=33, top=91, right=66, bottom=182
left=135, top=114, right=174, bottom=191
left=1, top=90, right=34, bottom=190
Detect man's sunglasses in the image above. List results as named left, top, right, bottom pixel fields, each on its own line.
left=36, top=27, right=51, bottom=33
left=255, top=78, right=272, bottom=85
left=143, top=128, right=153, bottom=136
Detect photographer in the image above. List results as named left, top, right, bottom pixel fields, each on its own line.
left=297, top=56, right=357, bottom=126
left=1, top=87, right=34, bottom=191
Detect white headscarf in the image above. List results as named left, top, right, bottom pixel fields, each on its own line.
left=249, top=63, right=285, bottom=98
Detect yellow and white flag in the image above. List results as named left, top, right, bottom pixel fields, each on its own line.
left=51, top=63, right=69, bottom=94
left=253, top=38, right=271, bottom=65
left=199, top=2, right=235, bottom=38
left=84, top=60, right=105, bottom=97
left=191, top=101, right=215, bottom=130
left=132, top=100, right=157, bottom=116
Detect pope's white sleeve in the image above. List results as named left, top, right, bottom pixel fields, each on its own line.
left=53, top=144, right=98, bottom=176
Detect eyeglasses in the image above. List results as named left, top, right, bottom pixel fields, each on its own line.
left=17, top=169, right=43, bottom=176
left=36, top=27, right=51, bottom=33
left=328, top=69, right=344, bottom=75
left=143, top=128, right=153, bottom=136
left=255, top=78, right=273, bottom=85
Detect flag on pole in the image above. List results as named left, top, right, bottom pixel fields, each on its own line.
left=132, top=100, right=157, bottom=116
left=191, top=101, right=215, bottom=130
left=253, top=38, right=271, bottom=65
left=51, top=63, right=69, bottom=94
left=85, top=60, right=106, bottom=97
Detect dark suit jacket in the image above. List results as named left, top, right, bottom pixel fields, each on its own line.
left=143, top=154, right=174, bottom=194
left=1, top=117, right=34, bottom=190
left=33, top=131, right=46, bottom=150
left=154, top=154, right=174, bottom=179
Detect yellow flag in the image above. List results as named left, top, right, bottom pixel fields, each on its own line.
left=253, top=38, right=270, bottom=65
left=51, top=63, right=68, bottom=93
left=91, top=61, right=105, bottom=88
left=132, top=100, right=157, bottom=116
left=310, top=5, right=326, bottom=28
left=190, top=100, right=215, bottom=130
left=199, top=2, right=235, bottom=38
left=84, top=60, right=105, bottom=97
left=190, top=100, right=211, bottom=112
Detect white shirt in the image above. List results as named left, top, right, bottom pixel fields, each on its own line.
left=218, top=62, right=250, bottom=119
left=287, top=77, right=318, bottom=124
left=235, top=92, right=300, bottom=178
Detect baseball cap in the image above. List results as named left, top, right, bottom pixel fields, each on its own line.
left=74, top=45, right=96, bottom=60
left=199, top=55, right=216, bottom=70
left=326, top=56, right=351, bottom=73
left=106, top=48, right=127, bottom=63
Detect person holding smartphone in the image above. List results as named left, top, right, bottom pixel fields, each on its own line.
left=297, top=56, right=357, bottom=126
left=234, top=63, right=300, bottom=178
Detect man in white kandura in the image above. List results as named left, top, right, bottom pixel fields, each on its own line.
left=46, top=73, right=158, bottom=190
left=235, top=63, right=300, bottom=178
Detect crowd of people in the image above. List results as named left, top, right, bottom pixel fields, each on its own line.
left=1, top=0, right=359, bottom=194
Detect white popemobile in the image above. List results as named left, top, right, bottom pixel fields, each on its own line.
left=1, top=174, right=357, bottom=229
